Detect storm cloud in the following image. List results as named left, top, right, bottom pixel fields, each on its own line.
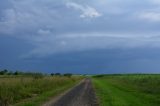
left=0, top=0, right=160, bottom=73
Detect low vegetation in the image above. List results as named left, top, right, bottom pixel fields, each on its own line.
left=93, top=74, right=160, bottom=106
left=0, top=71, right=82, bottom=106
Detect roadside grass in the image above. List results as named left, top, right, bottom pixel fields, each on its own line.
left=0, top=76, right=82, bottom=106
left=93, top=74, right=160, bottom=106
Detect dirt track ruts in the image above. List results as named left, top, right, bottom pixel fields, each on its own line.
left=43, top=78, right=98, bottom=106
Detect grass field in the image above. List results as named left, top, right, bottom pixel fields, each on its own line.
left=93, top=74, right=160, bottom=106
left=0, top=75, right=82, bottom=106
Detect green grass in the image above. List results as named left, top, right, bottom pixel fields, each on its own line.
left=93, top=74, right=160, bottom=106
left=0, top=76, right=82, bottom=106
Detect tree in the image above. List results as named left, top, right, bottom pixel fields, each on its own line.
left=55, top=73, right=61, bottom=76
left=64, top=73, right=72, bottom=78
left=14, top=71, right=19, bottom=75
left=51, top=73, right=55, bottom=76
left=3, top=69, right=8, bottom=74
left=0, top=71, right=4, bottom=75
left=0, top=69, right=8, bottom=75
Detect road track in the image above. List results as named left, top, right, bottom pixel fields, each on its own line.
left=43, top=78, right=98, bottom=106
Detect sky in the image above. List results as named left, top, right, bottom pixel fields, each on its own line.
left=1, top=0, right=160, bottom=74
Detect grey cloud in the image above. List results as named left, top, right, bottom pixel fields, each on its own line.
left=1, top=0, right=160, bottom=73
left=0, top=0, right=65, bottom=35
left=1, top=0, right=160, bottom=58
left=20, top=32, right=160, bottom=58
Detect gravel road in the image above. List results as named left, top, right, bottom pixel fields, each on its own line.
left=43, top=78, right=98, bottom=106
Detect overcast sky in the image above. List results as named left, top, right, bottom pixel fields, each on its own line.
left=1, top=0, right=160, bottom=74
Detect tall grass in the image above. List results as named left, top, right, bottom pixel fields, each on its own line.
left=0, top=76, right=81, bottom=106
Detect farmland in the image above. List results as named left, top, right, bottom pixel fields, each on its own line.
left=1, top=73, right=160, bottom=106
left=93, top=74, right=160, bottom=106
left=0, top=75, right=82, bottom=106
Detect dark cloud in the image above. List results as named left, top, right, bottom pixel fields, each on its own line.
left=0, top=0, right=160, bottom=73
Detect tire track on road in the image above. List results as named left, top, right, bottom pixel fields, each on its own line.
left=43, top=78, right=98, bottom=106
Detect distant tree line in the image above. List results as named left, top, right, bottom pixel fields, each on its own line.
left=0, top=69, right=43, bottom=76
left=0, top=69, right=17, bottom=75
left=0, top=69, right=73, bottom=77
left=50, top=73, right=72, bottom=77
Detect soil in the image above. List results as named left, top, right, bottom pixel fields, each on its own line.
left=43, top=78, right=98, bottom=106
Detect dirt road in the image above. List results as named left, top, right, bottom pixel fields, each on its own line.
left=43, top=78, right=98, bottom=106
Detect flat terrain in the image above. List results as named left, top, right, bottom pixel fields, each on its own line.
left=1, top=74, right=160, bottom=106
left=44, top=78, right=98, bottom=106
left=93, top=74, right=160, bottom=106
